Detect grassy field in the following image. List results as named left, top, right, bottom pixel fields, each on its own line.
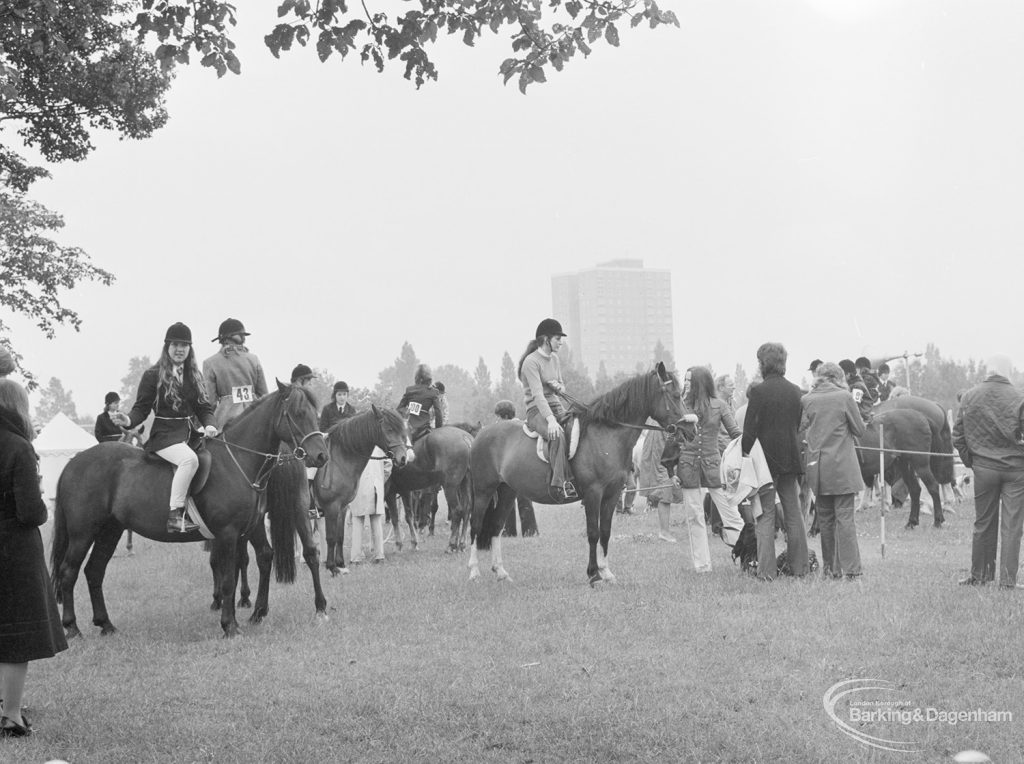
left=8, top=497, right=1023, bottom=763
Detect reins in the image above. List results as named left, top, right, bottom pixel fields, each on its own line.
left=205, top=435, right=307, bottom=492
left=203, top=392, right=328, bottom=492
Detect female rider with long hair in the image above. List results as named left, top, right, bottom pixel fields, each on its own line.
left=518, top=318, right=576, bottom=501
left=126, top=322, right=217, bottom=533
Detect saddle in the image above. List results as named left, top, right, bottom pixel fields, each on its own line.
left=143, top=447, right=215, bottom=539
left=144, top=446, right=213, bottom=496
left=523, top=417, right=580, bottom=462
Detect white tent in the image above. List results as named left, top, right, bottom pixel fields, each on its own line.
left=35, top=411, right=97, bottom=508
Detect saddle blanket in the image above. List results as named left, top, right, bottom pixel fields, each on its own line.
left=523, top=419, right=580, bottom=462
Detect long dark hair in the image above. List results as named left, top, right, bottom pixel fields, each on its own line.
left=157, top=342, right=207, bottom=411
left=684, top=366, right=715, bottom=419
left=517, top=338, right=547, bottom=380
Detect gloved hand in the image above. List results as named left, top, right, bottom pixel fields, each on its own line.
left=546, top=415, right=561, bottom=440
left=202, top=425, right=218, bottom=438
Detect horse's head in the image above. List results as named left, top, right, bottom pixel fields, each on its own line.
left=373, top=405, right=413, bottom=468
left=652, top=361, right=686, bottom=433
left=276, top=380, right=329, bottom=468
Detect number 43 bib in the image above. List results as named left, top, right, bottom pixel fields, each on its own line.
left=232, top=385, right=255, bottom=404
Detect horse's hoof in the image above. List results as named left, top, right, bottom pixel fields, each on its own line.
left=223, top=625, right=242, bottom=638
left=100, top=624, right=118, bottom=636
left=315, top=611, right=329, bottom=623
left=588, top=573, right=602, bottom=586
left=600, top=571, right=617, bottom=583
left=248, top=608, right=267, bottom=625
left=904, top=522, right=916, bottom=530
left=65, top=625, right=82, bottom=639
left=210, top=600, right=221, bottom=611
left=444, top=547, right=455, bottom=555
left=494, top=567, right=512, bottom=583
left=395, top=542, right=403, bottom=552
left=468, top=566, right=480, bottom=581
left=238, top=598, right=252, bottom=609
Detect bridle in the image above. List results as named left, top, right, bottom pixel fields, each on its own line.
left=206, top=392, right=328, bottom=492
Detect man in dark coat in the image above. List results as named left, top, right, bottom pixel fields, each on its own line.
left=741, top=342, right=808, bottom=579
left=952, top=355, right=1024, bottom=587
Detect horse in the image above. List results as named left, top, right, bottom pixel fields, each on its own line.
left=875, top=395, right=955, bottom=485
left=50, top=382, right=329, bottom=638
left=468, top=362, right=686, bottom=584
left=313, top=407, right=412, bottom=576
left=858, top=408, right=945, bottom=529
left=385, top=425, right=475, bottom=553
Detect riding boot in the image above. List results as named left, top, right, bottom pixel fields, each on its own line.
left=546, top=437, right=577, bottom=501
left=167, top=506, right=199, bottom=533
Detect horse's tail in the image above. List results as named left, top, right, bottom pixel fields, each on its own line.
left=50, top=478, right=69, bottom=604
left=266, top=459, right=302, bottom=584
left=475, top=494, right=502, bottom=551
left=933, top=418, right=956, bottom=485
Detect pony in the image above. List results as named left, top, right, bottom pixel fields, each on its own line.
left=875, top=395, right=955, bottom=485
left=468, top=362, right=686, bottom=584
left=50, top=382, right=329, bottom=638
left=313, top=407, right=412, bottom=576
left=858, top=408, right=945, bottom=529
left=385, top=425, right=475, bottom=553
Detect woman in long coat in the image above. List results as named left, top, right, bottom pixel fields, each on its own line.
left=0, top=378, right=67, bottom=737
left=801, top=362, right=866, bottom=578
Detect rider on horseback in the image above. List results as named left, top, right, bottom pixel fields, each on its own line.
left=126, top=322, right=218, bottom=533
left=398, top=364, right=443, bottom=443
left=518, top=318, right=577, bottom=501
left=202, top=318, right=268, bottom=430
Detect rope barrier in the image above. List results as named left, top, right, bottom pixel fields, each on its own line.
left=855, top=445, right=957, bottom=459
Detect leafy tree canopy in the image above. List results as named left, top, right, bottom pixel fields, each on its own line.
left=136, top=0, right=679, bottom=92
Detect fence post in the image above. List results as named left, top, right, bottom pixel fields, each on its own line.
left=879, top=422, right=886, bottom=559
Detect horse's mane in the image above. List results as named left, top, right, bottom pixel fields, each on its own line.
left=223, top=385, right=318, bottom=431
left=328, top=407, right=404, bottom=452
left=579, top=369, right=670, bottom=428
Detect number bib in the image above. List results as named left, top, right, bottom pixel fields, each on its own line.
left=232, top=385, right=255, bottom=404
left=407, top=401, right=423, bottom=416
left=851, top=388, right=863, bottom=404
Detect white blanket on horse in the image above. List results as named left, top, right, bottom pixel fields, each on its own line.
left=523, top=420, right=580, bottom=462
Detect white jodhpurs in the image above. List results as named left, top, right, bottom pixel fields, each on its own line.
left=155, top=442, right=199, bottom=510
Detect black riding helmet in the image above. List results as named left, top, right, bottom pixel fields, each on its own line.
left=535, top=318, right=566, bottom=339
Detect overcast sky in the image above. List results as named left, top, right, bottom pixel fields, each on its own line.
left=7, top=0, right=1022, bottom=416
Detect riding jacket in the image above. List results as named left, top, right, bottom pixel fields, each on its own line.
left=320, top=401, right=356, bottom=432
left=202, top=345, right=268, bottom=429
left=127, top=365, right=216, bottom=453
left=398, top=384, right=442, bottom=439
left=93, top=411, right=124, bottom=442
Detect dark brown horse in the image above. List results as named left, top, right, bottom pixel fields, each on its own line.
left=859, top=408, right=945, bottom=529
left=314, top=407, right=412, bottom=575
left=385, top=425, right=475, bottom=553
left=468, top=363, right=686, bottom=584
left=50, top=383, right=329, bottom=638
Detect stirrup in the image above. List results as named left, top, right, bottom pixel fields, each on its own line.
left=561, top=481, right=578, bottom=500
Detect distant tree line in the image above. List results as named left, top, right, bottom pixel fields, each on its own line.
left=31, top=343, right=1021, bottom=429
